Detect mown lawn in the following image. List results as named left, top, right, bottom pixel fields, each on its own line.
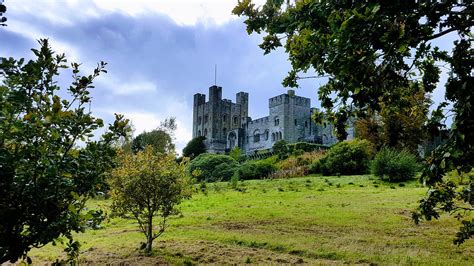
left=29, top=175, right=473, bottom=264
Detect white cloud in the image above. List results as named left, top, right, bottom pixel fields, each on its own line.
left=96, top=97, right=193, bottom=155
left=5, top=20, right=82, bottom=62
left=7, top=0, right=268, bottom=26
left=97, top=77, right=158, bottom=95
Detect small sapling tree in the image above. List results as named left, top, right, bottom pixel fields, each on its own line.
left=110, top=146, right=192, bottom=255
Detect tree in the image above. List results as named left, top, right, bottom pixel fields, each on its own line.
left=0, top=39, right=129, bottom=263
left=234, top=0, right=473, bottom=243
left=0, top=0, right=6, bottom=26
left=355, top=86, right=431, bottom=153
left=131, top=118, right=177, bottom=154
left=109, top=146, right=191, bottom=255
left=182, top=136, right=206, bottom=159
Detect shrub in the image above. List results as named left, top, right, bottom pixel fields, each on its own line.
left=318, top=139, right=374, bottom=176
left=308, top=160, right=323, bottom=174
left=287, top=142, right=330, bottom=153
left=188, top=153, right=238, bottom=182
left=229, top=147, right=246, bottom=162
left=272, top=140, right=288, bottom=159
left=371, top=147, right=420, bottom=182
left=237, top=160, right=277, bottom=180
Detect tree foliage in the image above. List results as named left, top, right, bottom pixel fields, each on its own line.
left=0, top=39, right=129, bottom=263
left=110, top=146, right=191, bottom=255
left=355, top=86, right=431, bottom=153
left=131, top=118, right=176, bottom=154
left=0, top=1, right=6, bottom=26
left=182, top=136, right=206, bottom=159
left=234, top=0, right=473, bottom=244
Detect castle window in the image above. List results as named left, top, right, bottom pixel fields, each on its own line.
left=204, top=115, right=208, bottom=124
left=305, top=121, right=308, bottom=128
left=265, top=130, right=269, bottom=141
left=279, top=132, right=282, bottom=140
left=274, top=116, right=279, bottom=126
left=272, top=133, right=275, bottom=142
left=204, top=128, right=208, bottom=136
left=233, top=116, right=238, bottom=126
left=294, top=119, right=297, bottom=126
left=253, top=130, right=260, bottom=142
left=198, top=130, right=201, bottom=136
left=198, top=116, right=202, bottom=125
left=223, top=128, right=227, bottom=136
left=223, top=115, right=227, bottom=122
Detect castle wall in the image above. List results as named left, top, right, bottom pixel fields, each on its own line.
left=245, top=116, right=272, bottom=154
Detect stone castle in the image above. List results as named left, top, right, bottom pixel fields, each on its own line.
left=192, top=85, right=353, bottom=155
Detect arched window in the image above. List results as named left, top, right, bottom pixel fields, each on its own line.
left=233, top=116, right=238, bottom=126
left=223, top=115, right=227, bottom=122
left=204, top=128, right=208, bottom=136
left=223, top=128, right=227, bottom=137
left=279, top=132, right=282, bottom=140
left=272, top=133, right=275, bottom=141
left=253, top=130, right=260, bottom=142
left=305, top=121, right=308, bottom=128
left=264, top=130, right=269, bottom=140
left=274, top=116, right=279, bottom=126
left=198, top=130, right=201, bottom=136
left=294, top=119, right=297, bottom=126
left=204, top=115, right=209, bottom=124
left=198, top=116, right=202, bottom=125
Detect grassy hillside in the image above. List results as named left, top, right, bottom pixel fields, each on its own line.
left=29, top=175, right=473, bottom=264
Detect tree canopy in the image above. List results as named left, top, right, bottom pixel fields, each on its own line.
left=234, top=0, right=473, bottom=244
left=0, top=39, right=129, bottom=263
left=182, top=136, right=206, bottom=159
left=0, top=1, right=6, bottom=26
left=131, top=118, right=177, bottom=154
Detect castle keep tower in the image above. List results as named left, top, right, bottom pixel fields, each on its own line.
left=192, top=85, right=249, bottom=153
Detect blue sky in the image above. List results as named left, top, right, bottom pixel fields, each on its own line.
left=0, top=0, right=453, bottom=153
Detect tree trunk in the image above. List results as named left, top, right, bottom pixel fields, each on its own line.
left=145, top=215, right=153, bottom=255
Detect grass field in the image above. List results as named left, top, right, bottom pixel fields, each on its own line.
left=29, top=175, right=473, bottom=264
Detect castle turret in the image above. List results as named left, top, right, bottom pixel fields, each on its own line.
left=209, top=85, right=222, bottom=103
left=192, top=93, right=206, bottom=138
left=236, top=92, right=248, bottom=126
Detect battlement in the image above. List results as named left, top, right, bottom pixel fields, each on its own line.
left=248, top=116, right=270, bottom=125
left=269, top=91, right=310, bottom=108
left=193, top=93, right=206, bottom=106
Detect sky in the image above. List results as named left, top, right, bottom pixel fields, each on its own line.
left=0, top=0, right=453, bottom=154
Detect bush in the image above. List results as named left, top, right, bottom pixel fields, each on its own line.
left=308, top=160, right=322, bottom=174
left=371, top=147, right=420, bottom=182
left=287, top=142, right=329, bottom=153
left=272, top=140, right=288, bottom=158
left=229, top=147, right=246, bottom=162
left=319, top=139, right=374, bottom=176
left=237, top=160, right=277, bottom=180
left=188, top=153, right=238, bottom=182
